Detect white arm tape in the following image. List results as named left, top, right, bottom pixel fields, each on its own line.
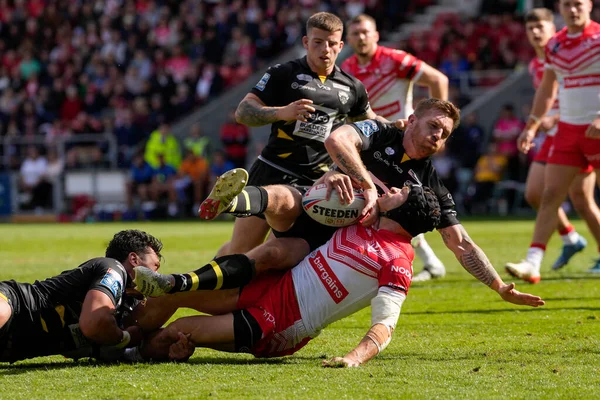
left=371, top=287, right=406, bottom=331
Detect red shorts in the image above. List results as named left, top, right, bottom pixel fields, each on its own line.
left=548, top=122, right=598, bottom=170
left=533, top=135, right=553, bottom=163
left=533, top=134, right=593, bottom=173
left=237, top=271, right=312, bottom=358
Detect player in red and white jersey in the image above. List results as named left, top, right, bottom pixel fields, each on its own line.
left=131, top=185, right=543, bottom=366
left=507, top=0, right=600, bottom=282
left=507, top=8, right=597, bottom=278
left=342, top=14, right=450, bottom=282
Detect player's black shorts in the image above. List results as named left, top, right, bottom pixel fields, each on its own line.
left=247, top=159, right=315, bottom=187
left=0, top=283, right=15, bottom=361
left=0, top=281, right=74, bottom=363
left=271, top=185, right=338, bottom=251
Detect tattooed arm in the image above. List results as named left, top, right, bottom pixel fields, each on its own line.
left=324, top=125, right=379, bottom=226
left=235, top=93, right=315, bottom=127
left=438, top=224, right=545, bottom=307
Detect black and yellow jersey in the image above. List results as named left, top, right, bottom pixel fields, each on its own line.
left=0, top=257, right=135, bottom=362
left=350, top=119, right=460, bottom=229
left=250, top=56, right=370, bottom=181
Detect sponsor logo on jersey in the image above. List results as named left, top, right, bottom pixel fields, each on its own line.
left=385, top=283, right=407, bottom=293
left=291, top=82, right=316, bottom=91
left=385, top=147, right=395, bottom=155
left=564, top=74, right=600, bottom=88
left=353, top=120, right=379, bottom=137
left=316, top=83, right=331, bottom=91
left=309, top=250, right=349, bottom=303
left=255, top=73, right=271, bottom=91
left=373, top=150, right=403, bottom=174
left=332, top=82, right=350, bottom=91
left=293, top=104, right=336, bottom=142
left=391, top=264, right=412, bottom=279
left=338, top=90, right=349, bottom=104
left=307, top=109, right=330, bottom=124
left=100, top=268, right=123, bottom=300
left=585, top=153, right=600, bottom=161
left=297, top=74, right=313, bottom=82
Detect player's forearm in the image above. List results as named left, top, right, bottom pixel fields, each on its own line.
left=439, top=225, right=500, bottom=287
left=80, top=312, right=127, bottom=346
left=527, top=87, right=556, bottom=132
left=343, top=334, right=381, bottom=365
left=428, top=75, right=449, bottom=101
left=235, top=98, right=281, bottom=127
left=326, top=140, right=373, bottom=190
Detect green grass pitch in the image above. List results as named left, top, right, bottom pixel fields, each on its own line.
left=0, top=220, right=598, bottom=399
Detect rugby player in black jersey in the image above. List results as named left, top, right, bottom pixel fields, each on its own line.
left=200, top=12, right=402, bottom=259
left=0, top=230, right=169, bottom=363
left=325, top=98, right=534, bottom=296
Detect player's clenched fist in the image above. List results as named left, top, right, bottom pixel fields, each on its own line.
left=275, top=99, right=316, bottom=122
left=585, top=117, right=600, bottom=139
left=517, top=129, right=536, bottom=154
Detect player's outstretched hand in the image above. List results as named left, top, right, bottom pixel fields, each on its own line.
left=276, top=99, right=316, bottom=122
left=517, top=129, right=536, bottom=154
left=497, top=282, right=545, bottom=307
left=585, top=118, right=600, bottom=139
left=359, top=187, right=379, bottom=227
left=322, top=356, right=360, bottom=368
left=169, top=332, right=195, bottom=361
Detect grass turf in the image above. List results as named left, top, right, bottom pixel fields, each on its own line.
left=0, top=220, right=598, bottom=399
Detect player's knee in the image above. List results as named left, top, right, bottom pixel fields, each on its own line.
left=0, top=299, right=12, bottom=330
left=540, top=185, right=568, bottom=207
left=265, top=185, right=302, bottom=215
left=524, top=188, right=541, bottom=209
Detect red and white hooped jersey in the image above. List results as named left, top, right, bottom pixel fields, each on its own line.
left=342, top=45, right=423, bottom=119
left=544, top=21, right=600, bottom=125
left=291, top=224, right=414, bottom=337
left=529, top=57, right=559, bottom=136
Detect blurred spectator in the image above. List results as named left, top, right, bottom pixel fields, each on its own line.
left=447, top=112, right=485, bottom=210
left=465, top=142, right=508, bottom=215
left=209, top=149, right=235, bottom=186
left=176, top=149, right=209, bottom=214
left=44, top=147, right=64, bottom=186
left=439, top=49, right=470, bottom=87
left=18, top=145, right=51, bottom=211
left=184, top=123, right=212, bottom=160
left=220, top=108, right=250, bottom=168
left=126, top=152, right=154, bottom=213
left=151, top=154, right=179, bottom=217
left=113, top=108, right=139, bottom=167
left=144, top=123, right=182, bottom=169
left=432, top=144, right=458, bottom=194
left=492, top=104, right=525, bottom=207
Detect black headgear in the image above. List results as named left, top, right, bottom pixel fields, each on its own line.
left=380, top=185, right=441, bottom=237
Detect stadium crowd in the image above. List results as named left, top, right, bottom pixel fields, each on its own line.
left=3, top=0, right=600, bottom=218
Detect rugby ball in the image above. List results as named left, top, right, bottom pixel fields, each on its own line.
left=302, top=184, right=366, bottom=227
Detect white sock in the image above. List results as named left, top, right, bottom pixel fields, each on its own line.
left=413, top=234, right=442, bottom=268
left=560, top=230, right=580, bottom=245
left=525, top=247, right=544, bottom=270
